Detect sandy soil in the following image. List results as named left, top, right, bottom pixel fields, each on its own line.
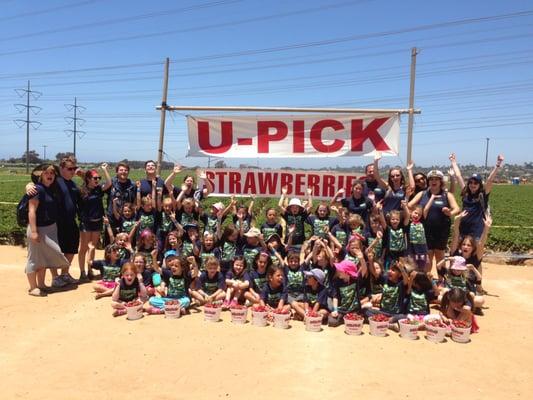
left=0, top=245, right=532, bottom=400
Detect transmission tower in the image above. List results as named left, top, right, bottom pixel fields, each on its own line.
left=65, top=97, right=86, bottom=158
left=14, top=80, right=42, bottom=173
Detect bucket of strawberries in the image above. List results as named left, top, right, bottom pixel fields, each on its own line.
left=251, top=305, right=268, bottom=327
left=425, top=318, right=448, bottom=343
left=124, top=300, right=143, bottom=321
left=305, top=311, right=323, bottom=332
left=272, top=308, right=291, bottom=329
left=398, top=318, right=420, bottom=340
left=230, top=304, right=248, bottom=324
left=451, top=319, right=471, bottom=343
left=369, top=313, right=391, bottom=337
left=164, top=300, right=181, bottom=319
left=204, top=302, right=222, bottom=322
left=343, top=313, right=364, bottom=336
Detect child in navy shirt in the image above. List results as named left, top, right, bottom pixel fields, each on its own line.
left=191, top=257, right=226, bottom=305
left=260, top=265, right=290, bottom=313
left=244, top=251, right=272, bottom=305
left=301, top=268, right=329, bottom=323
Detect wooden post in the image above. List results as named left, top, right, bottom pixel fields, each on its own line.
left=157, top=58, right=170, bottom=175
left=406, top=47, right=418, bottom=164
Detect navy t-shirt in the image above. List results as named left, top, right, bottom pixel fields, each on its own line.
left=55, top=176, right=80, bottom=222
left=225, top=269, right=248, bottom=283
left=200, top=212, right=224, bottom=234
left=284, top=265, right=306, bottom=296
left=136, top=208, right=158, bottom=233
left=139, top=177, right=165, bottom=197
left=260, top=282, right=288, bottom=307
left=241, top=243, right=263, bottom=272
left=198, top=247, right=222, bottom=271
left=282, top=209, right=309, bottom=244
left=246, top=269, right=268, bottom=293
left=363, top=180, right=386, bottom=202
left=233, top=213, right=253, bottom=234
left=329, top=276, right=361, bottom=314
left=378, top=274, right=406, bottom=314
left=331, top=223, right=350, bottom=247
left=80, top=186, right=105, bottom=222
left=104, top=177, right=135, bottom=217
left=119, top=277, right=140, bottom=302
left=407, top=288, right=435, bottom=315
left=303, top=284, right=328, bottom=309
left=161, top=268, right=192, bottom=299
left=176, top=209, right=199, bottom=226
left=197, top=270, right=226, bottom=294
left=32, top=184, right=58, bottom=227
left=260, top=222, right=283, bottom=240
left=306, top=215, right=338, bottom=238
left=341, top=195, right=373, bottom=223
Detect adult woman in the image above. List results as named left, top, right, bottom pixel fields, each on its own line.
left=331, top=181, right=374, bottom=226
left=78, top=164, right=112, bottom=282
left=26, top=164, right=69, bottom=296
left=408, top=170, right=460, bottom=266
left=450, top=153, right=504, bottom=240
left=373, top=152, right=414, bottom=214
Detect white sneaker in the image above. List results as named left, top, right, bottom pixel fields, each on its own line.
left=52, top=276, right=68, bottom=288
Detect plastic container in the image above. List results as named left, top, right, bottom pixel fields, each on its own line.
left=251, top=310, right=268, bottom=327
left=125, top=302, right=143, bottom=321
left=425, top=320, right=448, bottom=343
left=451, top=321, right=471, bottom=343
left=164, top=303, right=181, bottom=319
left=272, top=311, right=290, bottom=329
left=344, top=314, right=364, bottom=335
left=399, top=319, right=420, bottom=340
left=305, top=314, right=323, bottom=332
left=369, top=315, right=390, bottom=337
left=204, top=304, right=222, bottom=322
left=230, top=306, right=248, bottom=324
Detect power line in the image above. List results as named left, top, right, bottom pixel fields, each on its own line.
left=64, top=97, right=86, bottom=158
left=13, top=80, right=42, bottom=173
left=0, top=0, right=102, bottom=22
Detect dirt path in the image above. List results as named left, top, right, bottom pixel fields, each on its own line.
left=0, top=245, right=531, bottom=399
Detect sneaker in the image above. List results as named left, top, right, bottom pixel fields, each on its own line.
left=61, top=273, right=78, bottom=285
left=78, top=272, right=90, bottom=284
left=52, top=276, right=68, bottom=288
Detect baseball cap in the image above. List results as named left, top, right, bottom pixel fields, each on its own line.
left=334, top=259, right=358, bottom=277
left=451, top=256, right=467, bottom=271
left=244, top=227, right=261, bottom=238
left=469, top=174, right=482, bottom=183
left=304, top=268, right=326, bottom=286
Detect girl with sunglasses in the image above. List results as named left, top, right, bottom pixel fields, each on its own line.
left=78, top=163, right=112, bottom=282
left=450, top=153, right=504, bottom=240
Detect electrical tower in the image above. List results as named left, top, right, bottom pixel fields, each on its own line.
left=65, top=97, right=86, bottom=158
left=14, top=80, right=42, bottom=173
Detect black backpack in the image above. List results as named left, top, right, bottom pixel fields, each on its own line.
left=16, top=194, right=30, bottom=227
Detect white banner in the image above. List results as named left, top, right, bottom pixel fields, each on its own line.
left=201, top=168, right=364, bottom=200
left=187, top=114, right=399, bottom=158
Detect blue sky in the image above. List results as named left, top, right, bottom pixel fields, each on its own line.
left=0, top=0, right=532, bottom=169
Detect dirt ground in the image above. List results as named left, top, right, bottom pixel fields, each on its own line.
left=0, top=245, right=532, bottom=400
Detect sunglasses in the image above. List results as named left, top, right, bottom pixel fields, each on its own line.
left=66, top=167, right=77, bottom=171
left=91, top=176, right=101, bottom=181
left=390, top=174, right=401, bottom=178
left=415, top=177, right=426, bottom=182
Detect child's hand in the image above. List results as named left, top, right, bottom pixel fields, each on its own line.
left=375, top=200, right=383, bottom=212
left=449, top=153, right=456, bottom=164
left=281, top=186, right=288, bottom=195
left=374, top=151, right=382, bottom=162
left=151, top=249, right=158, bottom=259
left=100, top=162, right=108, bottom=171
left=331, top=310, right=338, bottom=318
left=103, top=216, right=109, bottom=225
left=230, top=196, right=237, bottom=206
left=354, top=249, right=364, bottom=259
left=156, top=187, right=163, bottom=195
left=484, top=214, right=493, bottom=228
left=173, top=163, right=182, bottom=174
left=336, top=188, right=345, bottom=196
left=406, top=162, right=414, bottom=171
left=442, top=207, right=451, bottom=216
left=181, top=183, right=188, bottom=191
left=496, top=154, right=504, bottom=167
left=400, top=200, right=408, bottom=209
left=198, top=170, right=207, bottom=179
left=307, top=187, right=313, bottom=195
left=376, top=231, right=383, bottom=239
left=137, top=273, right=143, bottom=281
left=136, top=180, right=141, bottom=189
left=288, top=224, right=296, bottom=234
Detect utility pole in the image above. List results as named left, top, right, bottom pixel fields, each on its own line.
left=406, top=47, right=418, bottom=164
left=43, top=145, right=47, bottom=161
left=14, top=80, right=42, bottom=173
left=485, top=138, right=490, bottom=169
left=157, top=57, right=170, bottom=175
left=65, top=97, right=86, bottom=158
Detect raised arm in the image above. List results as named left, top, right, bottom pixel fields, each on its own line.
left=103, top=216, right=115, bottom=243
left=305, top=187, right=313, bottom=212
left=423, top=194, right=437, bottom=219
left=476, top=214, right=492, bottom=258
left=112, top=198, right=121, bottom=221
left=485, top=155, right=504, bottom=194
left=406, top=162, right=415, bottom=192
left=151, top=179, right=157, bottom=209
left=373, top=151, right=389, bottom=189
left=331, top=188, right=345, bottom=206
left=165, top=164, right=182, bottom=189
left=135, top=181, right=141, bottom=208
left=100, top=163, right=112, bottom=191
left=449, top=153, right=465, bottom=190
left=248, top=194, right=255, bottom=216
left=408, top=190, right=423, bottom=210
left=450, top=211, right=467, bottom=255
left=278, top=186, right=288, bottom=213
left=401, top=200, right=410, bottom=225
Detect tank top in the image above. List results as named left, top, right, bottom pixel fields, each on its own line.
left=419, top=189, right=450, bottom=228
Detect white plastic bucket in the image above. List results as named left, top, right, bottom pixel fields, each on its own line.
left=230, top=307, right=248, bottom=324
left=344, top=317, right=364, bottom=335
left=273, top=312, right=290, bottom=329
left=164, top=304, right=181, bottom=319
left=399, top=319, right=419, bottom=340
left=204, top=305, right=222, bottom=322
left=426, top=324, right=447, bottom=343
left=305, top=315, right=323, bottom=332
left=125, top=303, right=143, bottom=321
left=369, top=317, right=390, bottom=336
left=451, top=323, right=471, bottom=343
left=251, top=310, right=268, bottom=327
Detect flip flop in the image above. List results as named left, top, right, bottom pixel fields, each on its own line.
left=28, top=288, right=47, bottom=297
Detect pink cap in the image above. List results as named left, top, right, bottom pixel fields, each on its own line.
left=451, top=256, right=467, bottom=271
left=334, top=259, right=358, bottom=278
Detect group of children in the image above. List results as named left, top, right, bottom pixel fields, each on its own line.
left=89, top=175, right=489, bottom=331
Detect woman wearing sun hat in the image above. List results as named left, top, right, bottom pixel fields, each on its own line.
left=25, top=164, right=70, bottom=296
left=450, top=153, right=504, bottom=240
left=409, top=169, right=460, bottom=268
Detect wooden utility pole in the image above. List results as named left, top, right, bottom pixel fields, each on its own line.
left=406, top=47, right=418, bottom=164
left=157, top=57, right=170, bottom=175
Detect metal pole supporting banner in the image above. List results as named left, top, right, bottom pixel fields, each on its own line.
left=406, top=47, right=418, bottom=164
left=157, top=105, right=420, bottom=114
left=26, top=80, right=30, bottom=173
left=156, top=57, right=170, bottom=176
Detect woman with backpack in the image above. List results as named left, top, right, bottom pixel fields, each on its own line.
left=25, top=164, right=70, bottom=296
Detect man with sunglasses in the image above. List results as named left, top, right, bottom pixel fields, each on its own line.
left=26, top=156, right=81, bottom=288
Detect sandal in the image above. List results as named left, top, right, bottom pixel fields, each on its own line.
left=28, top=288, right=47, bottom=297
